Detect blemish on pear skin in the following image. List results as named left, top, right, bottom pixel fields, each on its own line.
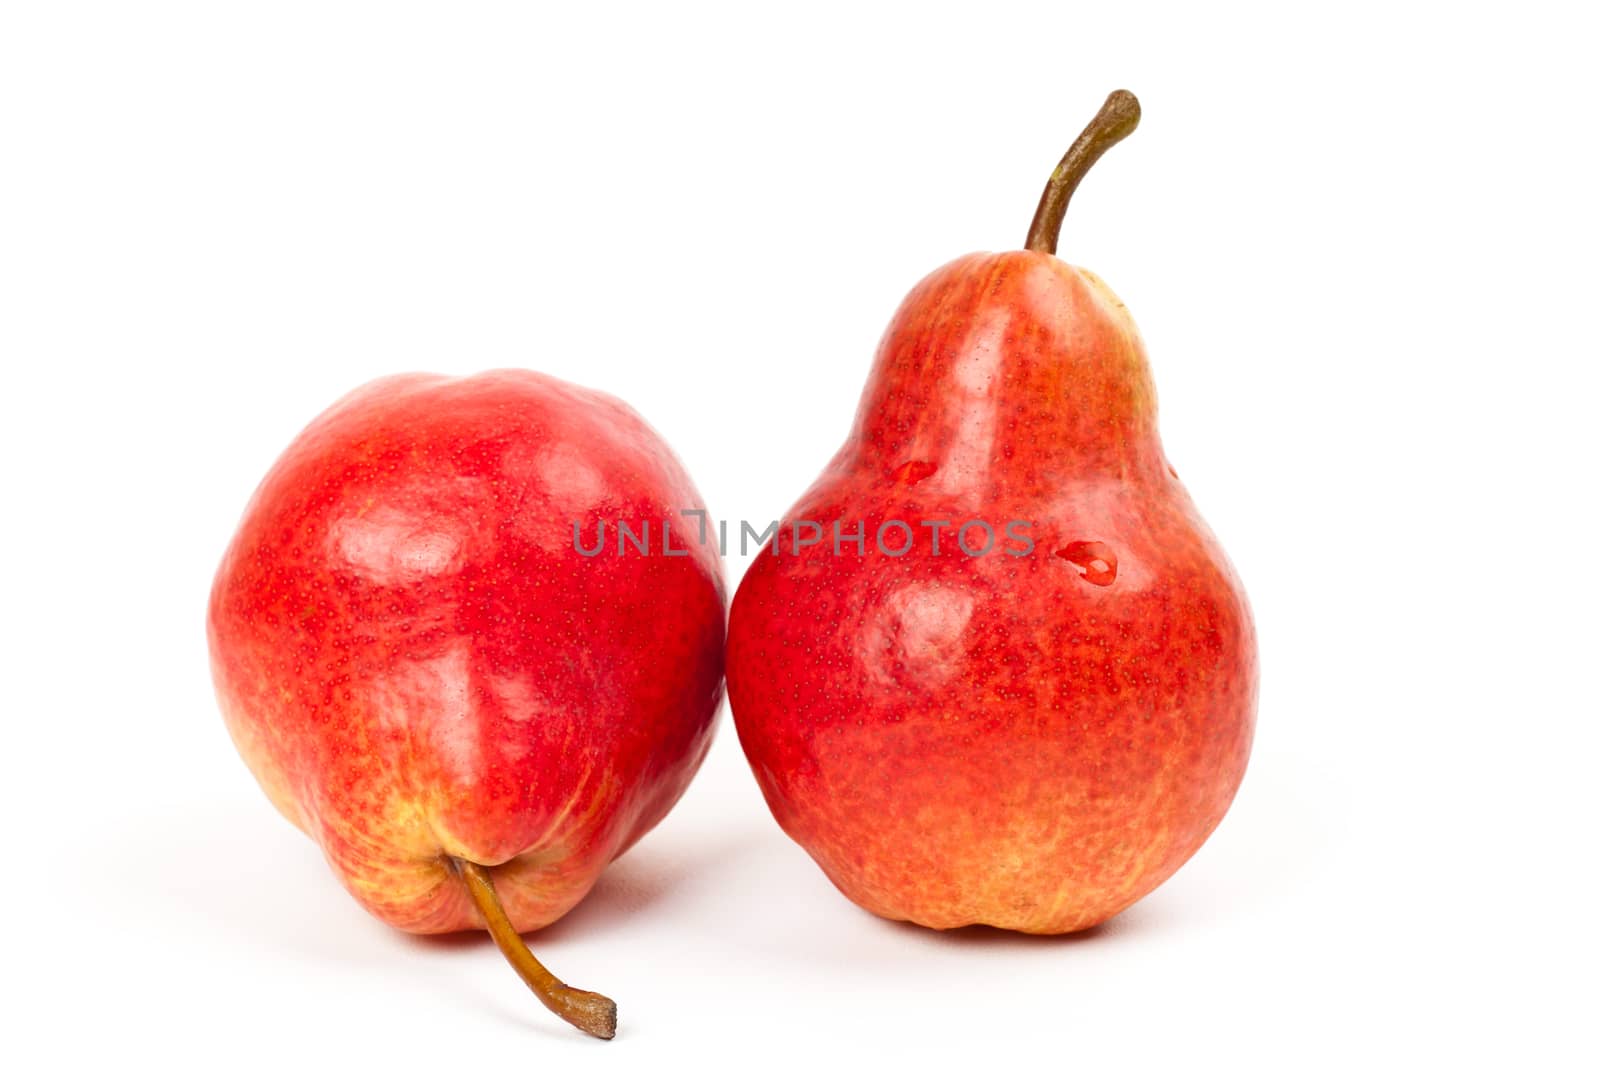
left=892, top=459, right=939, bottom=485
left=1056, top=541, right=1118, bottom=586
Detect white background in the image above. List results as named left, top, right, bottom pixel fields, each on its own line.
left=3, top=2, right=1596, bottom=1063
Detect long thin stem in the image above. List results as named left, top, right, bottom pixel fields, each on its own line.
left=453, top=857, right=618, bottom=1040
left=1024, top=89, right=1142, bottom=255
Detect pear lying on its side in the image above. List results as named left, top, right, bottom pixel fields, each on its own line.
left=210, top=370, right=726, bottom=1036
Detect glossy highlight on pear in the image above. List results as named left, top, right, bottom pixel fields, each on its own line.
left=726, top=90, right=1257, bottom=934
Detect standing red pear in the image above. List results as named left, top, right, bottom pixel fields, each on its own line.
left=209, top=370, right=726, bottom=1038
left=726, top=91, right=1257, bottom=933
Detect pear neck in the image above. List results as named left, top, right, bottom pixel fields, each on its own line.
left=849, top=253, right=1161, bottom=484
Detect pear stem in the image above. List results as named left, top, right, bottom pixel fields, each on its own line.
left=1024, top=89, right=1142, bottom=255
left=452, top=857, right=617, bottom=1040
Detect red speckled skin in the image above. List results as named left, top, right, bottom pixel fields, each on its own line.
left=209, top=371, right=725, bottom=934
left=726, top=252, right=1256, bottom=933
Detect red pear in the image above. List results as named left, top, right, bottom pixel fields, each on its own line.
left=726, top=91, right=1256, bottom=933
left=209, top=370, right=725, bottom=1037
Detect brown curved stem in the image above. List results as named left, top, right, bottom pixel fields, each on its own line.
left=1024, top=89, right=1142, bottom=255
left=452, top=857, right=617, bottom=1040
